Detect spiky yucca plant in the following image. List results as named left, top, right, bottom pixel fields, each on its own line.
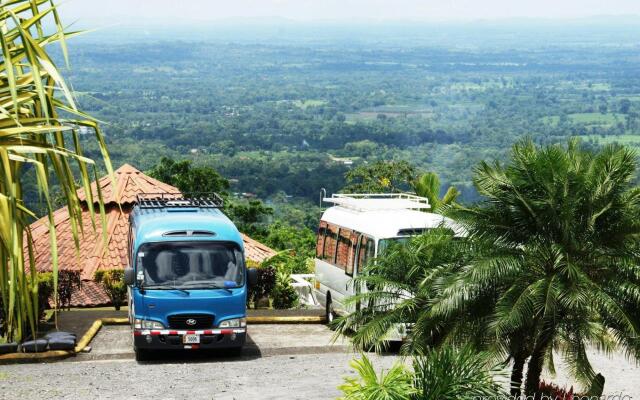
left=339, top=355, right=416, bottom=400
left=0, top=0, right=112, bottom=342
left=339, top=347, right=506, bottom=400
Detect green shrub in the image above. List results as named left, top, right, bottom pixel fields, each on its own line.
left=18, top=272, right=54, bottom=327
left=57, top=270, right=82, bottom=310
left=271, top=271, right=298, bottom=309
left=413, top=346, right=506, bottom=400
left=247, top=265, right=277, bottom=308
left=94, top=269, right=127, bottom=310
left=339, top=355, right=416, bottom=400
left=261, top=251, right=311, bottom=275
left=34, top=272, right=54, bottom=319
left=339, top=346, right=507, bottom=400
left=261, top=220, right=316, bottom=260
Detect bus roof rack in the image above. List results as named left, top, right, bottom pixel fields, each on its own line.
left=323, top=193, right=430, bottom=212
left=136, top=193, right=224, bottom=209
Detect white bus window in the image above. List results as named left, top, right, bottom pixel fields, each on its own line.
left=356, top=235, right=375, bottom=272
left=316, top=221, right=327, bottom=258
left=322, top=224, right=339, bottom=263
left=345, top=232, right=358, bottom=276
left=336, top=228, right=353, bottom=272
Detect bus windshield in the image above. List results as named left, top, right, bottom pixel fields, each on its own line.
left=378, top=228, right=459, bottom=254
left=377, top=237, right=410, bottom=255
left=136, top=242, right=245, bottom=289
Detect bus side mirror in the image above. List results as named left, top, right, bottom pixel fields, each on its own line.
left=124, top=267, right=135, bottom=286
left=247, top=268, right=258, bottom=287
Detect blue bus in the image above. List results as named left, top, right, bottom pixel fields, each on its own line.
left=124, top=194, right=257, bottom=361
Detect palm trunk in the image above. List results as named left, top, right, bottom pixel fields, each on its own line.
left=524, top=347, right=544, bottom=397
left=510, top=352, right=527, bottom=397
left=524, top=333, right=553, bottom=397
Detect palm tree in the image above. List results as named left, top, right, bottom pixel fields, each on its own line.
left=0, top=1, right=112, bottom=342
left=448, top=139, right=640, bottom=396
left=413, top=172, right=459, bottom=211
left=334, top=225, right=535, bottom=396
left=334, top=228, right=484, bottom=354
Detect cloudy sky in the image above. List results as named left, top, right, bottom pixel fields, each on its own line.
left=62, top=0, right=640, bottom=23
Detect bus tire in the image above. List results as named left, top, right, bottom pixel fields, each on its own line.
left=226, top=346, right=243, bottom=357
left=325, top=293, right=336, bottom=327
left=134, top=347, right=149, bottom=362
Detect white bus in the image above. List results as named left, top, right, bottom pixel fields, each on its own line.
left=313, top=193, right=460, bottom=334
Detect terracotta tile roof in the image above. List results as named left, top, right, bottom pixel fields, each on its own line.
left=242, top=233, right=278, bottom=264
left=69, top=281, right=112, bottom=308
left=27, top=164, right=277, bottom=307
left=28, top=207, right=132, bottom=278
left=77, top=163, right=180, bottom=205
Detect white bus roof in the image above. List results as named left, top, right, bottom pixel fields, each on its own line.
left=323, top=193, right=430, bottom=211
left=321, top=194, right=463, bottom=239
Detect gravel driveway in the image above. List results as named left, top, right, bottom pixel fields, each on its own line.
left=0, top=353, right=398, bottom=400
left=1, top=322, right=638, bottom=399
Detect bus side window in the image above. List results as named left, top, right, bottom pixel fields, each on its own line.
left=322, top=223, right=339, bottom=263
left=336, top=228, right=353, bottom=274
left=346, top=231, right=359, bottom=276
left=357, top=235, right=375, bottom=272
left=316, top=221, right=327, bottom=258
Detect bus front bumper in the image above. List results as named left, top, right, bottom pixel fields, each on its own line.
left=133, top=328, right=246, bottom=350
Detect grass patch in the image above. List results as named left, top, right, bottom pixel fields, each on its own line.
left=567, top=82, right=612, bottom=91
left=581, top=135, right=640, bottom=146
left=570, top=113, right=625, bottom=124
left=345, top=104, right=434, bottom=123
left=292, top=99, right=327, bottom=109
left=541, top=116, right=560, bottom=125
left=541, top=113, right=626, bottom=126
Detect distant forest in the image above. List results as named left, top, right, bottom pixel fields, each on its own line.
left=31, top=23, right=640, bottom=223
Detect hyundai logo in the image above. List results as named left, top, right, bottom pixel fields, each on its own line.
left=185, top=318, right=197, bottom=326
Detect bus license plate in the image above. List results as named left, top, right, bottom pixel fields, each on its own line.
left=183, top=334, right=200, bottom=344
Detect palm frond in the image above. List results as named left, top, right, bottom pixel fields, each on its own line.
left=0, top=0, right=112, bottom=342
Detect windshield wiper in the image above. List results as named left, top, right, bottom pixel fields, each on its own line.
left=183, top=282, right=234, bottom=293
left=144, top=284, right=189, bottom=295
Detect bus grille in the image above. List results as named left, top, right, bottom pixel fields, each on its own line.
left=167, top=314, right=214, bottom=329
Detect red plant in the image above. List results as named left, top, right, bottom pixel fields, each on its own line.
left=539, top=380, right=576, bottom=400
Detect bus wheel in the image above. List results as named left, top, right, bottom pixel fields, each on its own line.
left=134, top=347, right=149, bottom=362
left=226, top=346, right=243, bottom=357
left=326, top=294, right=336, bottom=326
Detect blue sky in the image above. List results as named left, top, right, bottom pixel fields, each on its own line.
left=63, top=0, right=640, bottom=23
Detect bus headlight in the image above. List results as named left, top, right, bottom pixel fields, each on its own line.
left=135, top=318, right=164, bottom=330
left=218, top=317, right=246, bottom=328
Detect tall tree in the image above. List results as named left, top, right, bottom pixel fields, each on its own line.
left=148, top=157, right=230, bottom=195
left=147, top=157, right=273, bottom=236
left=412, top=172, right=460, bottom=211
left=449, top=139, right=640, bottom=396
left=0, top=1, right=111, bottom=342
left=342, top=160, right=415, bottom=193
